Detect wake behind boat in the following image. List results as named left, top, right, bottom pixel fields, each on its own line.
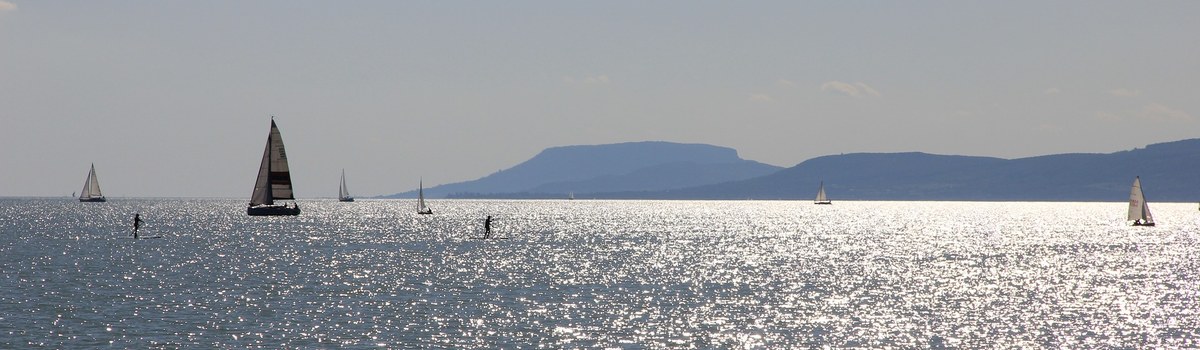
left=247, top=119, right=300, bottom=216
left=78, top=163, right=107, bottom=202
left=1127, top=176, right=1154, bottom=226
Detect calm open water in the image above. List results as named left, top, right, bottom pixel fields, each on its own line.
left=1, top=198, right=1197, bottom=348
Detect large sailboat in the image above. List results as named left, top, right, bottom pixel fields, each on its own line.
left=247, top=119, right=301, bottom=216
left=1127, top=176, right=1154, bottom=226
left=814, top=181, right=832, bottom=205
left=78, top=163, right=106, bottom=202
left=338, top=169, right=354, bottom=202
left=417, top=179, right=433, bottom=215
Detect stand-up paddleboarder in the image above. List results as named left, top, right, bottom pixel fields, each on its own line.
left=484, top=215, right=492, bottom=239
left=132, top=213, right=144, bottom=239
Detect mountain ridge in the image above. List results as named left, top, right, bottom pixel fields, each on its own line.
left=590, top=138, right=1200, bottom=201
left=381, top=138, right=1200, bottom=201
left=378, top=141, right=782, bottom=198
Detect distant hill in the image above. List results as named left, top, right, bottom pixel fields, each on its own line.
left=378, top=141, right=782, bottom=199
left=600, top=139, right=1200, bottom=201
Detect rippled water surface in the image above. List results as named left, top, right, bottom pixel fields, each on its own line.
left=2, top=198, right=1198, bottom=348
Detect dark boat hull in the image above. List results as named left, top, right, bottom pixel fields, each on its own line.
left=418, top=210, right=433, bottom=215
left=79, top=197, right=107, bottom=202
left=247, top=204, right=301, bottom=216
left=339, top=198, right=355, bottom=202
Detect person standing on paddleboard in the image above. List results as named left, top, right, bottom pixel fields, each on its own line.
left=132, top=213, right=144, bottom=239
left=484, top=215, right=492, bottom=239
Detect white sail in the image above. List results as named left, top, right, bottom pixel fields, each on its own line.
left=250, top=120, right=295, bottom=206
left=1127, top=176, right=1153, bottom=223
left=418, top=179, right=430, bottom=213
left=79, top=163, right=104, bottom=200
left=338, top=169, right=352, bottom=201
left=814, top=181, right=830, bottom=204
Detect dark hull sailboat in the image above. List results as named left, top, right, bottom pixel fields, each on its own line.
left=78, top=163, right=107, bottom=202
left=248, top=203, right=301, bottom=216
left=417, top=179, right=433, bottom=214
left=338, top=169, right=354, bottom=202
left=247, top=119, right=301, bottom=216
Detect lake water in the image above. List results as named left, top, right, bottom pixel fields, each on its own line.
left=1, top=198, right=1197, bottom=348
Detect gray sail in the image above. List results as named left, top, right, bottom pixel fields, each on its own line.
left=417, top=179, right=432, bottom=214
left=339, top=169, right=352, bottom=201
left=250, top=120, right=295, bottom=206
left=79, top=163, right=105, bottom=201
left=814, top=181, right=831, bottom=204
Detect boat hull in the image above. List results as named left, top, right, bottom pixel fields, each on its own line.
left=339, top=198, right=355, bottom=202
left=247, top=204, right=301, bottom=216
left=814, top=201, right=832, bottom=205
left=79, top=197, right=107, bottom=202
left=418, top=210, right=433, bottom=215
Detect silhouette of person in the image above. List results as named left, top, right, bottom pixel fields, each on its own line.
left=132, top=213, right=144, bottom=239
left=484, top=215, right=492, bottom=239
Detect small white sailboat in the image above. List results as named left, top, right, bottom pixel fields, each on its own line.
left=338, top=169, right=354, bottom=202
left=247, top=119, right=300, bottom=216
left=78, top=163, right=106, bottom=202
left=1127, top=176, right=1155, bottom=226
left=814, top=181, right=832, bottom=205
left=568, top=192, right=575, bottom=200
left=417, top=179, right=433, bottom=215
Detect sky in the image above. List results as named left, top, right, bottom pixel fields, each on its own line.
left=2, top=1, right=1198, bottom=198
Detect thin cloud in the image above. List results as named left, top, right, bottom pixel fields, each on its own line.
left=0, top=1, right=15, bottom=12
left=1137, top=103, right=1192, bottom=122
left=585, top=75, right=609, bottom=84
left=748, top=93, right=773, bottom=102
left=820, top=81, right=881, bottom=98
left=856, top=82, right=881, bottom=97
left=1043, top=87, right=1061, bottom=95
left=1094, top=111, right=1123, bottom=122
left=776, top=79, right=796, bottom=88
left=1094, top=103, right=1193, bottom=123
left=1109, top=88, right=1141, bottom=97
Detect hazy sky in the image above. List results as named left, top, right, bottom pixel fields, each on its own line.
left=2, top=1, right=1197, bottom=197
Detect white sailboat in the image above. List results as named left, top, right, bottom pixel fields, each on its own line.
left=247, top=119, right=300, bottom=216
left=1127, top=176, right=1154, bottom=226
left=417, top=179, right=433, bottom=215
left=338, top=169, right=354, bottom=202
left=814, top=181, right=831, bottom=205
left=78, top=163, right=106, bottom=202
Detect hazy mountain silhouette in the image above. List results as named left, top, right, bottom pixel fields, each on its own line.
left=599, top=139, right=1200, bottom=201
left=379, top=141, right=781, bottom=199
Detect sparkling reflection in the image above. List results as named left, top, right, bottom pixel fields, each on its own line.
left=1, top=198, right=1197, bottom=347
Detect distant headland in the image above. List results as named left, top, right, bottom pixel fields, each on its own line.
left=380, top=139, right=1200, bottom=202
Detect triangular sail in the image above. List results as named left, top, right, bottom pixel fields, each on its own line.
left=339, top=169, right=352, bottom=200
left=250, top=120, right=295, bottom=206
left=79, top=164, right=103, bottom=199
left=1127, top=176, right=1153, bottom=223
left=418, top=180, right=428, bottom=212
left=814, top=181, right=830, bottom=204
